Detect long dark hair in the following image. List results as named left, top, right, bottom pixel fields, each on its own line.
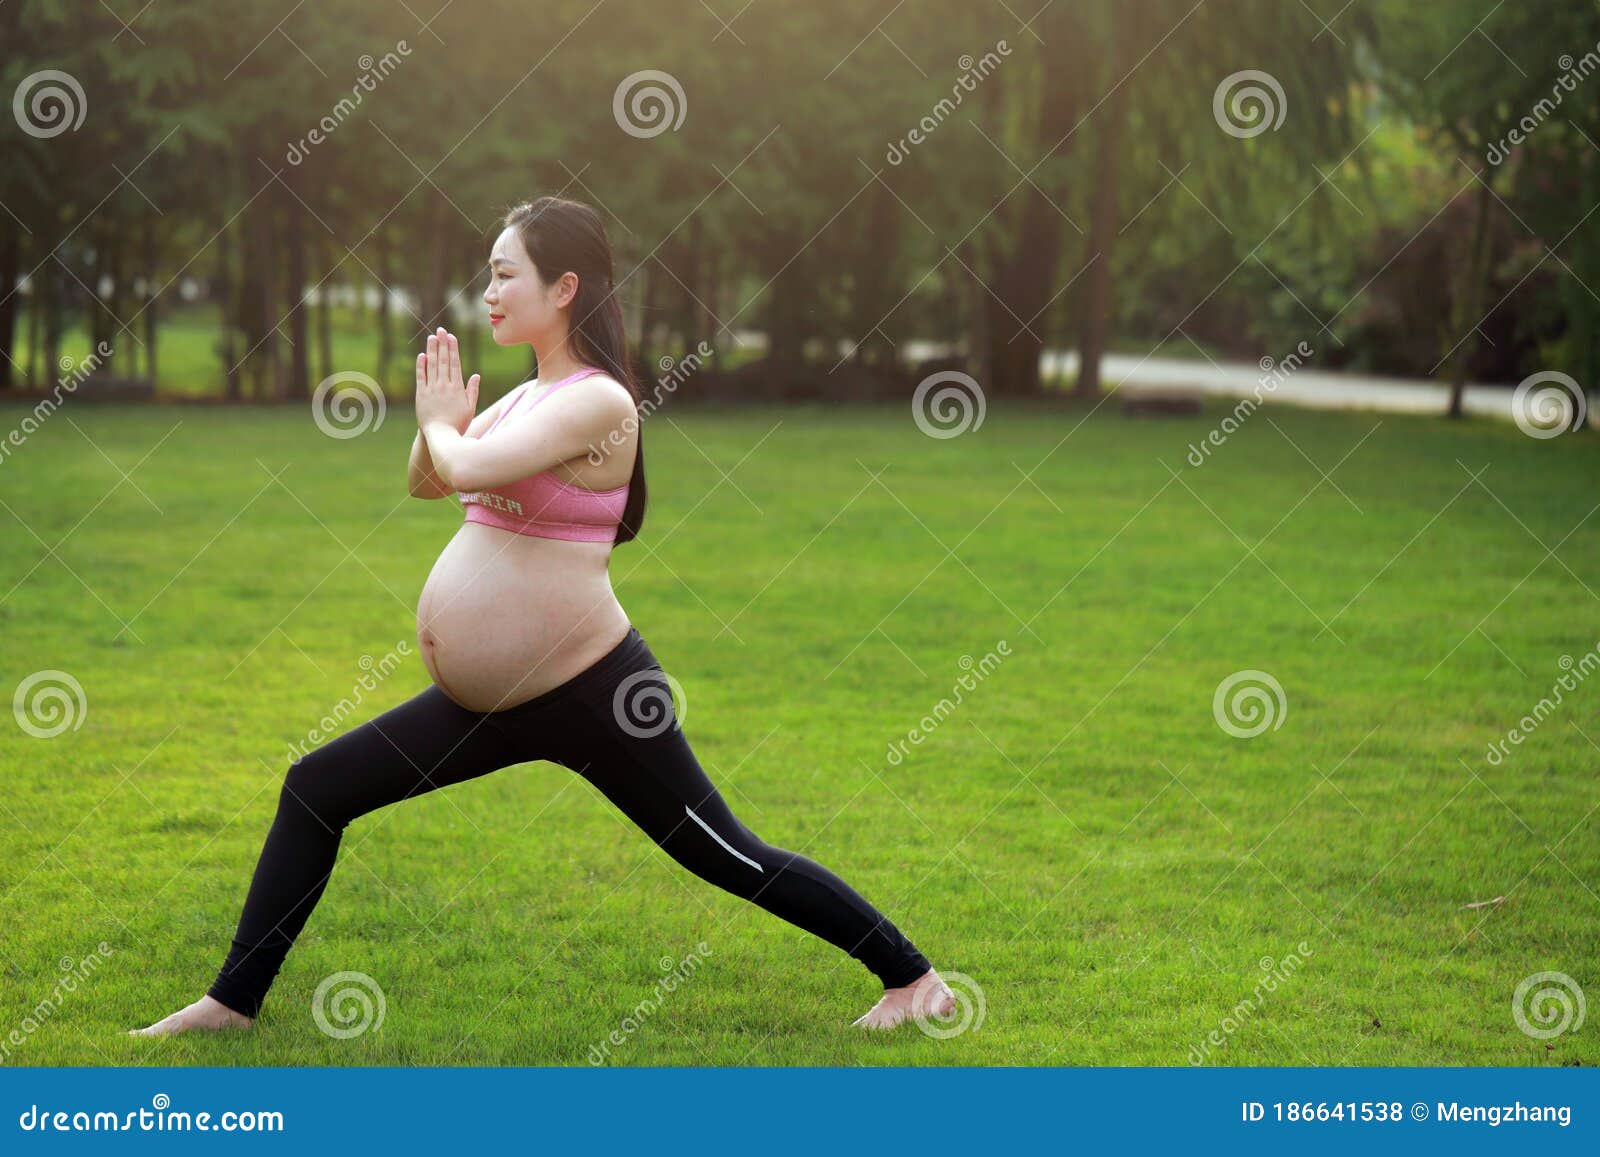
left=503, top=196, right=647, bottom=545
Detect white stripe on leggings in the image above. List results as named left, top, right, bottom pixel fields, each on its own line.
left=683, top=804, right=764, bottom=873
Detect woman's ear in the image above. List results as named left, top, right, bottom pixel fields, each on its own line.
left=556, top=271, right=580, bottom=308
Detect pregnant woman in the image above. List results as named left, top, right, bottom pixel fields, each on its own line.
left=131, top=196, right=955, bottom=1039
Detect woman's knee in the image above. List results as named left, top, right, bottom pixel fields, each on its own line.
left=278, top=748, right=360, bottom=831
left=659, top=815, right=772, bottom=896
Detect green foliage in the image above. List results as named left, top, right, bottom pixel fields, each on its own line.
left=0, top=0, right=1593, bottom=394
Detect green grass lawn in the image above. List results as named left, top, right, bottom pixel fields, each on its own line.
left=0, top=395, right=1595, bottom=1067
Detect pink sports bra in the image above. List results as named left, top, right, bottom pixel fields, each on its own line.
left=457, top=367, right=629, bottom=543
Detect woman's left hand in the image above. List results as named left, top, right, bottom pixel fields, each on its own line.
left=416, top=327, right=480, bottom=432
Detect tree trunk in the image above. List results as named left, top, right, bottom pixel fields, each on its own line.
left=376, top=233, right=395, bottom=389
left=284, top=175, right=310, bottom=399
left=106, top=237, right=128, bottom=376
left=142, top=224, right=158, bottom=387
left=421, top=197, right=448, bottom=336
left=852, top=181, right=899, bottom=368
left=467, top=240, right=483, bottom=376
left=641, top=257, right=663, bottom=368
left=1561, top=136, right=1599, bottom=431
left=687, top=215, right=712, bottom=354
left=253, top=175, right=281, bottom=399
left=982, top=55, right=1078, bottom=396
left=26, top=260, right=44, bottom=388
left=218, top=199, right=241, bottom=401
left=85, top=228, right=108, bottom=358
left=316, top=235, right=334, bottom=385
left=983, top=188, right=1063, bottom=396
left=764, top=238, right=808, bottom=370
left=0, top=229, right=22, bottom=390
left=41, top=258, right=62, bottom=384
left=964, top=240, right=988, bottom=375
left=1446, top=174, right=1495, bottom=419
left=1075, top=28, right=1131, bottom=399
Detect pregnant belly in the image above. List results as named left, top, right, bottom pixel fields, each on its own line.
left=415, top=522, right=630, bottom=713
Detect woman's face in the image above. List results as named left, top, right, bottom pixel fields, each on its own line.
left=482, top=226, right=575, bottom=348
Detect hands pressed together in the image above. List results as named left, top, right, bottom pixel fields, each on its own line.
left=415, top=326, right=480, bottom=434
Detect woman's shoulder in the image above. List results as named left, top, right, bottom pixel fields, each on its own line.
left=567, top=368, right=635, bottom=408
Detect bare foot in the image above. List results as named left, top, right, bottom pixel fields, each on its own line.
left=128, top=995, right=254, bottom=1037
left=851, top=968, right=957, bottom=1030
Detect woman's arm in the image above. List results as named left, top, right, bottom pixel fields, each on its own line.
left=407, top=384, right=517, bottom=499
left=421, top=381, right=632, bottom=494
left=407, top=429, right=451, bottom=498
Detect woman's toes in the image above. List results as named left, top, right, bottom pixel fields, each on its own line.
left=127, top=1016, right=177, bottom=1037
left=913, top=983, right=956, bottom=1019
left=852, top=1000, right=906, bottom=1030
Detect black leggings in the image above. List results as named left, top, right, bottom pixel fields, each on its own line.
left=207, top=625, right=932, bottom=1018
